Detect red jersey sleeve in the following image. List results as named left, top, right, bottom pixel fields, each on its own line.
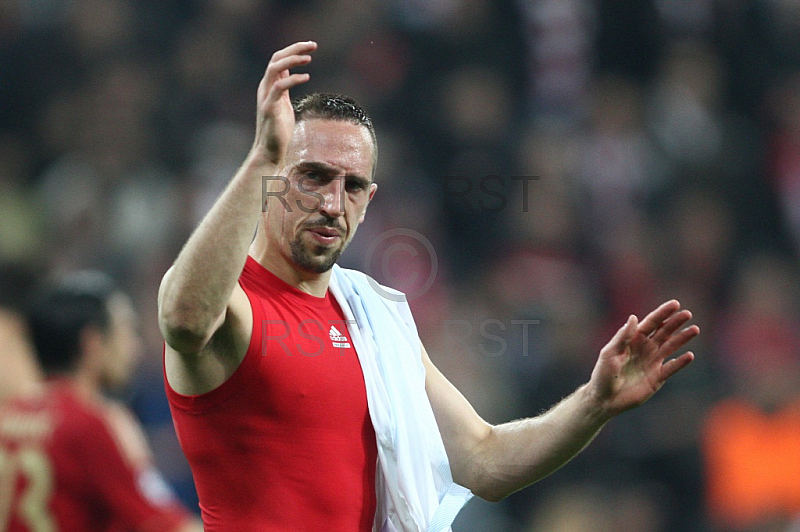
left=66, top=402, right=191, bottom=532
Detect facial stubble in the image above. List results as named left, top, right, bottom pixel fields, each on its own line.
left=289, top=231, right=347, bottom=274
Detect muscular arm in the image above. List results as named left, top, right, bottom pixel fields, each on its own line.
left=158, top=42, right=317, bottom=359
left=425, top=300, right=699, bottom=502
left=157, top=156, right=269, bottom=354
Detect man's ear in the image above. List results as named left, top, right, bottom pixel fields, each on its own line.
left=359, top=182, right=378, bottom=223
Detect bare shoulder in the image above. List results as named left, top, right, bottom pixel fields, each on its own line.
left=164, top=283, right=253, bottom=395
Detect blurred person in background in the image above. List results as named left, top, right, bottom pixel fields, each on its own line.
left=702, top=252, right=800, bottom=532
left=0, top=270, right=203, bottom=532
left=159, top=40, right=699, bottom=531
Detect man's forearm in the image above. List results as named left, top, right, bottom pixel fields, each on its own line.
left=158, top=153, right=275, bottom=349
left=473, top=384, right=611, bottom=501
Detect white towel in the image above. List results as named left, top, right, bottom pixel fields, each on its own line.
left=329, top=265, right=473, bottom=532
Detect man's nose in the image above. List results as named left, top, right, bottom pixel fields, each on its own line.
left=318, top=177, right=344, bottom=217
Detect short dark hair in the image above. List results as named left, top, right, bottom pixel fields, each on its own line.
left=27, top=271, right=118, bottom=374
left=292, top=93, right=378, bottom=177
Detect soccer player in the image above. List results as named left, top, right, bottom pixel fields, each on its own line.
left=0, top=271, right=203, bottom=532
left=159, top=41, right=699, bottom=531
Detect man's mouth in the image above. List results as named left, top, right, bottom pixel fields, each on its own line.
left=306, top=226, right=343, bottom=244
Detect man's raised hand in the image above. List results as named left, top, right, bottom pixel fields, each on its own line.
left=254, top=41, right=317, bottom=166
left=588, top=300, right=699, bottom=418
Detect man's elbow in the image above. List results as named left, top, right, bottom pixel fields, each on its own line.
left=467, top=477, right=513, bottom=503
left=157, top=308, right=203, bottom=352
left=158, top=296, right=218, bottom=354
left=454, top=452, right=513, bottom=502
left=472, top=487, right=506, bottom=503
left=446, top=428, right=508, bottom=502
left=456, top=436, right=520, bottom=502
left=158, top=313, right=209, bottom=354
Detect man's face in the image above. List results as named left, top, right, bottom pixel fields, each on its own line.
left=265, top=119, right=377, bottom=274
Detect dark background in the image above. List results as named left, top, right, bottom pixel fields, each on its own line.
left=2, top=1, right=800, bottom=530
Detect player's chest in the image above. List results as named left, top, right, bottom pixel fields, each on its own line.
left=254, top=305, right=368, bottom=427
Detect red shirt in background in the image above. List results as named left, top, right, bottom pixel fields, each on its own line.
left=0, top=381, right=191, bottom=532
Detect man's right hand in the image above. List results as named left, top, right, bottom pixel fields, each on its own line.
left=254, top=41, right=317, bottom=166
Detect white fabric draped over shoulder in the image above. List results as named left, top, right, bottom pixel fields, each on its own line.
left=329, top=265, right=472, bottom=532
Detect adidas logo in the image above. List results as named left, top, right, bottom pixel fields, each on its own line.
left=329, top=326, right=351, bottom=349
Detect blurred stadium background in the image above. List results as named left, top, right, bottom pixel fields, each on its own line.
left=2, top=0, right=800, bottom=530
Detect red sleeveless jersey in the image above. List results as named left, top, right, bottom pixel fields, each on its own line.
left=0, top=381, right=190, bottom=532
left=166, top=257, right=378, bottom=531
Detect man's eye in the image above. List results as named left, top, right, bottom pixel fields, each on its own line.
left=345, top=180, right=366, bottom=192
left=299, top=173, right=324, bottom=190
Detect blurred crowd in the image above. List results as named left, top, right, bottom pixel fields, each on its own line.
left=2, top=0, right=800, bottom=530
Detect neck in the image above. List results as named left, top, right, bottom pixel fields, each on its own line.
left=71, top=370, right=101, bottom=399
